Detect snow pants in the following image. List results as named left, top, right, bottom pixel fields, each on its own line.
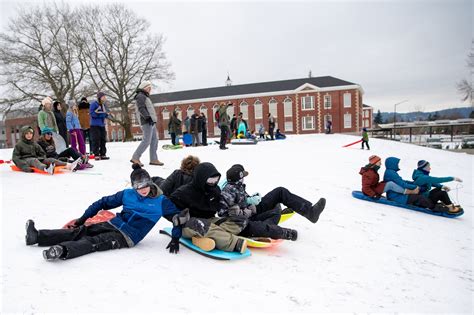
left=58, top=147, right=82, bottom=161
left=37, top=222, right=129, bottom=259
left=257, top=186, right=312, bottom=218
left=407, top=194, right=434, bottom=209
left=428, top=187, right=452, bottom=205
left=90, top=125, right=107, bottom=157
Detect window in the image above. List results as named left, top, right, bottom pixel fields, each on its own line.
left=269, top=99, right=278, bottom=117
left=302, top=116, right=314, bottom=130
left=254, top=100, right=263, bottom=119
left=162, top=108, right=170, bottom=120
left=344, top=93, right=352, bottom=108
left=118, top=129, right=123, bottom=141
left=284, top=98, right=293, bottom=117
left=284, top=121, right=293, bottom=132
left=301, top=96, right=314, bottom=110
left=175, top=108, right=182, bottom=120
left=344, top=113, right=352, bottom=128
left=240, top=101, right=248, bottom=119
left=187, top=106, right=194, bottom=118
left=200, top=105, right=207, bottom=118
left=324, top=95, right=331, bottom=109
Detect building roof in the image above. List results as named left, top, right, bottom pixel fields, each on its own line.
left=151, top=76, right=357, bottom=104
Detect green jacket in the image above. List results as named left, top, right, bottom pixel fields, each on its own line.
left=168, top=113, right=182, bottom=135
left=38, top=109, right=58, bottom=133
left=12, top=126, right=46, bottom=171
left=362, top=131, right=369, bottom=141
left=218, top=104, right=230, bottom=127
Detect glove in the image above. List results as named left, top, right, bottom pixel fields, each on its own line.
left=66, top=216, right=87, bottom=229
left=372, top=194, right=381, bottom=200
left=172, top=208, right=190, bottom=227
left=246, top=193, right=261, bottom=205
left=442, top=185, right=451, bottom=192
left=166, top=237, right=180, bottom=254
left=228, top=205, right=244, bottom=217
left=242, top=208, right=254, bottom=218
left=454, top=177, right=463, bottom=182
left=146, top=117, right=155, bottom=126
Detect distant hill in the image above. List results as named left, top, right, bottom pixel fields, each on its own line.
left=378, top=107, right=473, bottom=123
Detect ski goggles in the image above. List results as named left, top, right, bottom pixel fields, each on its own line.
left=206, top=176, right=220, bottom=186
left=132, top=180, right=151, bottom=190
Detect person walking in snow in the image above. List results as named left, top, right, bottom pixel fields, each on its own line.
left=411, top=160, right=463, bottom=214
left=359, top=155, right=418, bottom=199
left=25, top=164, right=188, bottom=261
left=361, top=127, right=370, bottom=150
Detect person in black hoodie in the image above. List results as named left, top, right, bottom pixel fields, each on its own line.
left=53, top=100, right=69, bottom=146
left=152, top=155, right=200, bottom=196
left=170, top=162, right=248, bottom=253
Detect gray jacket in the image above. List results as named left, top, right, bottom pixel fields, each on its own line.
left=135, top=89, right=157, bottom=125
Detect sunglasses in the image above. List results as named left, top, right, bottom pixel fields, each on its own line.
left=45, top=132, right=53, bottom=136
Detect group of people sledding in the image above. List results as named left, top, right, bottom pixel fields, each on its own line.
left=25, top=155, right=327, bottom=261
left=359, top=155, right=463, bottom=214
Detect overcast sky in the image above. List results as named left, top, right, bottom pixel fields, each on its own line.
left=0, top=0, right=472, bottom=112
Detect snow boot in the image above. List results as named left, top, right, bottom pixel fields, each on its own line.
left=191, top=236, right=215, bottom=252
left=43, top=245, right=65, bottom=261
left=281, top=228, right=298, bottom=241
left=25, top=219, right=38, bottom=245
left=305, top=198, right=326, bottom=223
left=234, top=238, right=248, bottom=254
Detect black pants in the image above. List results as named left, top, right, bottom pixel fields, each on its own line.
left=170, top=133, right=177, bottom=145
left=58, top=147, right=82, bottom=161
left=220, top=126, right=229, bottom=149
left=90, top=126, right=107, bottom=157
left=407, top=194, right=434, bottom=209
left=257, top=187, right=312, bottom=217
left=202, top=129, right=207, bottom=145
left=269, top=127, right=274, bottom=140
left=428, top=187, right=452, bottom=205
left=361, top=140, right=370, bottom=149
left=239, top=208, right=286, bottom=239
left=37, top=222, right=128, bottom=259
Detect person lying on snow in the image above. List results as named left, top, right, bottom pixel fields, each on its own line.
left=360, top=155, right=419, bottom=199
left=411, top=160, right=463, bottom=214
left=12, top=126, right=81, bottom=175
left=25, top=164, right=187, bottom=261
left=151, top=155, right=200, bottom=196
left=219, top=164, right=326, bottom=225
left=37, top=127, right=93, bottom=169
left=383, top=157, right=452, bottom=213
left=170, top=162, right=249, bottom=253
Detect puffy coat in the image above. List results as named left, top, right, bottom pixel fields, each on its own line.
left=168, top=113, right=182, bottom=135
left=383, top=157, right=417, bottom=204
left=37, top=136, right=58, bottom=158
left=89, top=100, right=108, bottom=127
left=159, top=169, right=194, bottom=196
left=412, top=169, right=453, bottom=198
left=12, top=126, right=46, bottom=171
left=359, top=166, right=385, bottom=197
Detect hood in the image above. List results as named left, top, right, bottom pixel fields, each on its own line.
left=411, top=168, right=426, bottom=181
left=20, top=126, right=35, bottom=141
left=359, top=166, right=370, bottom=175
left=385, top=157, right=400, bottom=171
left=192, top=162, right=221, bottom=191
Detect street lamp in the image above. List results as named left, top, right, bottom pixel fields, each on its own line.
left=393, top=100, right=408, bottom=138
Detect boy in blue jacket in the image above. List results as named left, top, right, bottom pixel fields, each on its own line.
left=25, top=164, right=187, bottom=261
left=412, top=160, right=463, bottom=213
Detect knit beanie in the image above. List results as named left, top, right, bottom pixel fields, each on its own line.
left=41, top=97, right=52, bottom=106
left=417, top=160, right=430, bottom=171
left=369, top=155, right=381, bottom=165
left=130, top=164, right=152, bottom=189
left=97, top=92, right=106, bottom=100
left=138, top=81, right=152, bottom=90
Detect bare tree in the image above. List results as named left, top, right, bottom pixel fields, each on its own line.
left=78, top=4, right=174, bottom=140
left=457, top=41, right=473, bottom=106
left=0, top=3, right=90, bottom=115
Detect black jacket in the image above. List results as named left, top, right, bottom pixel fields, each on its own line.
left=158, top=169, right=193, bottom=196
left=170, top=162, right=221, bottom=219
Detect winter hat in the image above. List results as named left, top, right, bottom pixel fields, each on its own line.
left=41, top=97, right=52, bottom=106
left=226, top=164, right=249, bottom=182
left=138, top=81, right=152, bottom=90
left=80, top=97, right=88, bottom=102
left=130, top=163, right=152, bottom=189
left=41, top=127, right=54, bottom=135
left=97, top=92, right=106, bottom=100
left=369, top=155, right=381, bottom=165
left=417, top=160, right=430, bottom=171
left=362, top=127, right=367, bottom=132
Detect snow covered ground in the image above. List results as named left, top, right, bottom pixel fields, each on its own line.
left=1, top=134, right=472, bottom=314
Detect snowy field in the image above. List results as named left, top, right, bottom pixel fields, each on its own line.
left=0, top=134, right=472, bottom=314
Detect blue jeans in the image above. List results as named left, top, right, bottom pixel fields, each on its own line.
left=383, top=181, right=405, bottom=194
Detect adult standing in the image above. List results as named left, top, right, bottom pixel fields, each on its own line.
left=53, top=101, right=69, bottom=146
left=78, top=97, right=91, bottom=153
left=268, top=113, right=275, bottom=140
left=200, top=112, right=208, bottom=146
left=218, top=102, right=231, bottom=150
left=89, top=92, right=109, bottom=160
left=130, top=81, right=163, bottom=166
left=168, top=109, right=182, bottom=146
left=190, top=109, right=203, bottom=147
left=37, top=97, right=58, bottom=135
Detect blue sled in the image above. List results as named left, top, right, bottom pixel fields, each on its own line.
left=160, top=227, right=251, bottom=260
left=351, top=191, right=463, bottom=218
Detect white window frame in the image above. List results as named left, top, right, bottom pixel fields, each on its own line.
left=162, top=108, right=170, bottom=120
left=199, top=105, right=207, bottom=115
left=269, top=99, right=278, bottom=117
left=301, top=96, right=314, bottom=110
left=302, top=116, right=315, bottom=130
left=324, top=95, right=331, bottom=109
left=254, top=100, right=263, bottom=119
left=284, top=98, right=293, bottom=117
left=186, top=106, right=194, bottom=118
left=240, top=101, right=249, bottom=120
left=344, top=113, right=352, bottom=129
left=284, top=121, right=293, bottom=132
left=343, top=92, right=352, bottom=108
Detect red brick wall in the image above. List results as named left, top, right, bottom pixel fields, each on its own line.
left=5, top=116, right=39, bottom=148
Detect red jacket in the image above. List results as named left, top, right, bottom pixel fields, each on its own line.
left=359, top=166, right=385, bottom=197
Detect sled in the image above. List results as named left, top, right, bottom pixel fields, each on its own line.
left=245, top=237, right=284, bottom=248
left=11, top=165, right=66, bottom=175
left=279, top=211, right=295, bottom=224
left=230, top=139, right=257, bottom=145
left=182, top=134, right=193, bottom=146
left=351, top=191, right=463, bottom=218
left=162, top=144, right=183, bottom=150
left=342, top=139, right=362, bottom=147
left=63, top=210, right=116, bottom=229
left=159, top=227, right=251, bottom=261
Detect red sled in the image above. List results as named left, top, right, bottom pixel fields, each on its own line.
left=11, top=165, right=66, bottom=174
left=342, top=139, right=362, bottom=148
left=63, top=210, right=116, bottom=229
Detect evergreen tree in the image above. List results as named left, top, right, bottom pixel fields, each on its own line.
left=374, top=110, right=383, bottom=124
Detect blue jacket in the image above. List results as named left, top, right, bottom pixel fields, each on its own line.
left=383, top=157, right=417, bottom=204
left=66, top=111, right=81, bottom=130
left=89, top=100, right=108, bottom=127
left=80, top=188, right=181, bottom=246
left=412, top=169, right=453, bottom=198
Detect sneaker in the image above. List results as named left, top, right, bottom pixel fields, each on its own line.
left=100, top=156, right=110, bottom=160
left=306, top=198, right=326, bottom=223
left=191, top=237, right=215, bottom=251
left=130, top=159, right=144, bottom=167
left=234, top=238, right=248, bottom=254
left=67, top=157, right=81, bottom=171
left=45, top=163, right=55, bottom=175
left=25, top=220, right=38, bottom=245
left=282, top=228, right=298, bottom=241
left=150, top=160, right=164, bottom=166
left=43, top=245, right=64, bottom=261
